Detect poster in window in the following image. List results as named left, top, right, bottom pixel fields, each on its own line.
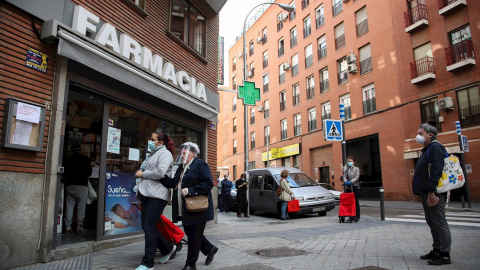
left=107, top=127, right=121, bottom=154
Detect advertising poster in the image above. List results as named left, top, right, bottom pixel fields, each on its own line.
left=104, top=171, right=141, bottom=236
left=107, top=127, right=121, bottom=154
left=25, top=47, right=48, bottom=73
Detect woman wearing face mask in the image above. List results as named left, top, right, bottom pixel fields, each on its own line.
left=343, top=156, right=360, bottom=222
left=134, top=132, right=177, bottom=270
left=412, top=122, right=451, bottom=266
left=160, top=142, right=217, bottom=270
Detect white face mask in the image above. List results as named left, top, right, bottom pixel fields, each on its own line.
left=416, top=134, right=425, bottom=145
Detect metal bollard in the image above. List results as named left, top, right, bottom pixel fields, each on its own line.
left=379, top=186, right=385, bottom=221
left=461, top=196, right=465, bottom=208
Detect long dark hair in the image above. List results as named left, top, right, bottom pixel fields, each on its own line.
left=154, top=132, right=175, bottom=156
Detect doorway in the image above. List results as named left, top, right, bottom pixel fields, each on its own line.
left=319, top=166, right=330, bottom=184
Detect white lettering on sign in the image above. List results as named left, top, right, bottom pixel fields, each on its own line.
left=72, top=5, right=208, bottom=102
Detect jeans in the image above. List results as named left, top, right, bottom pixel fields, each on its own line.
left=64, top=185, right=88, bottom=228
left=281, top=201, right=289, bottom=219
left=140, top=196, right=173, bottom=268
left=421, top=192, right=451, bottom=256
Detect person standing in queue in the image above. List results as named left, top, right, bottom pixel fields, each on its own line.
left=160, top=142, right=217, bottom=270
left=235, top=174, right=249, bottom=218
left=343, top=156, right=360, bottom=222
left=220, top=175, right=233, bottom=213
left=134, top=132, right=176, bottom=270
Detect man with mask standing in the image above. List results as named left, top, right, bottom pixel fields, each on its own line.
left=343, top=156, right=360, bottom=222
left=235, top=174, right=249, bottom=218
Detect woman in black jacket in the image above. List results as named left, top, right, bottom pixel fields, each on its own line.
left=161, top=142, right=217, bottom=270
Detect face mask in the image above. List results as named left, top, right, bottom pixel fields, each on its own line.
left=242, top=178, right=245, bottom=180
left=416, top=134, right=425, bottom=145
left=347, top=162, right=353, bottom=167
left=147, top=140, right=156, bottom=151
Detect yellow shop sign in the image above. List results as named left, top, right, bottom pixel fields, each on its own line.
left=262, top=143, right=300, bottom=161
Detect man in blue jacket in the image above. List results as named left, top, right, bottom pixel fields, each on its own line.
left=220, top=176, right=233, bottom=212
left=412, top=122, right=451, bottom=266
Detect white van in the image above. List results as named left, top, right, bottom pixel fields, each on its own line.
left=248, top=167, right=335, bottom=217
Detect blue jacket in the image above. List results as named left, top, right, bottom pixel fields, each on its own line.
left=412, top=141, right=445, bottom=195
left=160, top=158, right=214, bottom=226
left=221, top=179, right=233, bottom=193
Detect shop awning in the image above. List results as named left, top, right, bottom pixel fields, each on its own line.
left=56, top=30, right=219, bottom=122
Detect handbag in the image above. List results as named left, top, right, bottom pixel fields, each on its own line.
left=185, top=195, right=209, bottom=212
left=86, top=180, right=97, bottom=204
left=287, top=198, right=300, bottom=213
left=427, top=144, right=465, bottom=193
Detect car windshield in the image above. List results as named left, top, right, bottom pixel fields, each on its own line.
left=320, top=183, right=335, bottom=191
left=274, top=173, right=318, bottom=188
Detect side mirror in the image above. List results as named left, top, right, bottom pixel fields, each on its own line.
left=266, top=184, right=273, bottom=190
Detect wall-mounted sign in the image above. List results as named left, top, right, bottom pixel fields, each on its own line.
left=25, top=47, right=48, bottom=73
left=217, top=36, right=224, bottom=85
left=262, top=143, right=300, bottom=161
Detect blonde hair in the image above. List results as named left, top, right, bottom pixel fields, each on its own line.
left=280, top=170, right=289, bottom=178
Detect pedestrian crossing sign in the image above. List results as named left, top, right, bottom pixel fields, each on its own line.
left=323, top=119, right=343, bottom=141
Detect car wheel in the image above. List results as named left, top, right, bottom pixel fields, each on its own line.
left=318, top=212, right=327, bottom=217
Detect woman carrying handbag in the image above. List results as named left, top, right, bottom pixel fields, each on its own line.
left=278, top=170, right=294, bottom=220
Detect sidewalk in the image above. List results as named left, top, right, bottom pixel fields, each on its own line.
left=359, top=199, right=479, bottom=212
left=12, top=200, right=480, bottom=270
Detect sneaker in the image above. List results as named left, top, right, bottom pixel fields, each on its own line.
left=135, top=265, right=154, bottom=270
left=420, top=250, right=440, bottom=260
left=428, top=257, right=451, bottom=265
left=65, top=227, right=72, bottom=234
left=76, top=226, right=85, bottom=234
left=158, top=245, right=176, bottom=264
left=237, top=214, right=242, bottom=218
left=244, top=215, right=250, bottom=218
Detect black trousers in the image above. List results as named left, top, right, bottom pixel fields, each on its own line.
left=220, top=192, right=231, bottom=212
left=236, top=192, right=248, bottom=216
left=183, top=222, right=214, bottom=267
left=353, top=187, right=360, bottom=219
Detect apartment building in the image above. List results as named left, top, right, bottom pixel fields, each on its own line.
left=218, top=0, right=479, bottom=202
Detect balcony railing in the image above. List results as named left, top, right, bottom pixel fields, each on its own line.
left=263, top=83, right=269, bottom=93
left=233, top=125, right=236, bottom=133
left=338, top=71, right=348, bottom=84
left=460, top=104, right=480, bottom=126
left=305, top=55, right=313, bottom=68
left=232, top=84, right=236, bottom=91
left=281, top=130, right=288, bottom=140
left=360, top=57, right=372, bottom=75
left=308, top=119, right=317, bottom=131
left=250, top=116, right=255, bottom=125
left=321, top=114, right=331, bottom=128
left=232, top=64, right=236, bottom=71
left=251, top=140, right=255, bottom=149
left=318, top=46, right=327, bottom=60
left=363, top=98, right=376, bottom=114
left=264, top=109, right=269, bottom=118
left=307, top=86, right=315, bottom=99
left=304, top=26, right=311, bottom=38
left=293, top=94, right=300, bottom=106
left=262, top=34, right=267, bottom=45
left=445, top=40, right=475, bottom=66
left=410, top=56, right=434, bottom=78
left=404, top=4, right=427, bottom=28
left=320, top=80, right=329, bottom=93
left=278, top=46, right=284, bottom=57
left=289, top=10, right=296, bottom=21
left=356, top=19, right=369, bottom=37
left=294, top=125, right=301, bottom=136
left=232, top=104, right=236, bottom=112
left=333, top=2, right=343, bottom=17
left=344, top=106, right=352, bottom=120
left=421, top=114, right=442, bottom=131
left=302, top=0, right=309, bottom=10
left=316, top=15, right=325, bottom=29
left=279, top=73, right=285, bottom=84
left=290, top=36, right=297, bottom=48
left=335, top=34, right=345, bottom=49
left=280, top=101, right=286, bottom=111
left=263, top=59, right=268, bottom=68
left=277, top=22, right=283, bottom=32
left=233, top=147, right=237, bottom=154
left=292, top=64, right=299, bottom=76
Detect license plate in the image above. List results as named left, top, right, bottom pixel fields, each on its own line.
left=313, top=207, right=325, bottom=212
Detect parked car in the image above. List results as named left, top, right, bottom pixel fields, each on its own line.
left=319, top=183, right=342, bottom=204
left=248, top=167, right=335, bottom=217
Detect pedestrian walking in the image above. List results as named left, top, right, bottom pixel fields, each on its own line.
left=412, top=122, right=452, bottom=265
left=278, top=170, right=293, bottom=220
left=343, top=156, right=360, bottom=222
left=235, top=174, right=249, bottom=218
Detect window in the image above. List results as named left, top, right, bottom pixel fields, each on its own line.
left=290, top=28, right=297, bottom=48
left=278, top=38, right=285, bottom=57
left=316, top=5, right=325, bottom=29
left=305, top=44, right=313, bottom=68
left=277, top=12, right=285, bottom=32
left=262, top=27, right=268, bottom=44
left=447, top=25, right=474, bottom=65
left=340, top=94, right=351, bottom=120
left=282, top=157, right=291, bottom=167
left=232, top=57, right=236, bottom=71
left=289, top=1, right=296, bottom=21
left=281, top=119, right=288, bottom=140
left=279, top=64, right=286, bottom=84
left=263, top=51, right=268, bottom=68
left=233, top=117, right=237, bottom=133
left=249, top=62, right=255, bottom=77
left=233, top=165, right=237, bottom=181
left=264, top=100, right=270, bottom=118
left=320, top=67, right=329, bottom=93
left=248, top=161, right=255, bottom=170
left=280, top=91, right=287, bottom=111
left=232, top=76, right=237, bottom=92
left=293, top=83, right=300, bottom=106
left=263, top=73, right=269, bottom=93
left=170, top=0, right=206, bottom=56
left=232, top=96, right=237, bottom=112
left=250, top=107, right=256, bottom=125
left=251, top=132, right=256, bottom=149
left=292, top=54, right=299, bottom=76
left=302, top=0, right=309, bottom=9
left=303, top=16, right=311, bottom=38
left=359, top=43, right=372, bottom=75
left=249, top=40, right=254, bottom=56
left=318, top=35, right=327, bottom=60
left=233, top=139, right=237, bottom=154
left=457, top=85, right=480, bottom=126
left=337, top=57, right=348, bottom=84
left=265, top=125, right=270, bottom=145
left=321, top=102, right=331, bottom=129
left=355, top=6, right=368, bottom=37
left=412, top=43, right=433, bottom=78
left=294, top=114, right=302, bottom=136
left=362, top=83, right=376, bottom=114
left=293, top=155, right=299, bottom=168
left=308, top=107, right=317, bottom=131
left=307, top=75, right=315, bottom=99
left=420, top=98, right=442, bottom=131
left=332, top=0, right=342, bottom=17
left=129, top=0, right=146, bottom=9
left=335, top=22, right=345, bottom=50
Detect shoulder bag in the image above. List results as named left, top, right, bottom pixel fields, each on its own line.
left=427, top=144, right=465, bottom=193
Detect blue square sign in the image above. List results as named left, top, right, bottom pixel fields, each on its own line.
left=324, top=119, right=343, bottom=141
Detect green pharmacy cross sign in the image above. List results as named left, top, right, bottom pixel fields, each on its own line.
left=238, top=81, right=260, bottom=105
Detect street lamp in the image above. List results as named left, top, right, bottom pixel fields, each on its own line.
left=257, top=106, right=269, bottom=168
left=242, top=1, right=295, bottom=215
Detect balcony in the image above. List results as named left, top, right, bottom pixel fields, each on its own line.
left=363, top=98, right=376, bottom=114
left=302, top=0, right=309, bottom=10
left=289, top=10, right=296, bottom=21
left=404, top=4, right=428, bottom=33
left=305, top=55, right=313, bottom=68
left=263, top=83, right=269, bottom=93
left=249, top=47, right=254, bottom=56
left=338, top=71, right=348, bottom=85
left=262, top=34, right=267, bottom=45
left=445, top=40, right=475, bottom=72
left=278, top=46, right=284, bottom=57
left=304, top=26, right=311, bottom=38
left=250, top=116, right=255, bottom=125
left=320, top=80, right=329, bottom=93
left=360, top=57, right=372, bottom=75
left=318, top=46, right=327, bottom=60
left=233, top=147, right=237, bottom=154
left=277, top=22, right=284, bottom=32
left=294, top=125, right=301, bottom=136
left=263, top=59, right=268, bottom=69
left=232, top=64, right=236, bottom=71
left=280, top=101, right=286, bottom=112
left=333, top=2, right=343, bottom=17
left=307, top=87, right=315, bottom=99
left=308, top=119, right=317, bottom=131
left=438, top=0, right=467, bottom=15
left=356, top=19, right=369, bottom=37
left=279, top=73, right=285, bottom=84
left=292, top=64, right=299, bottom=76
left=290, top=36, right=297, bottom=48
left=293, top=94, right=300, bottom=106
left=251, top=140, right=255, bottom=149
left=281, top=130, right=288, bottom=140
left=460, top=104, right=480, bottom=126
left=410, top=56, right=435, bottom=84
left=316, top=15, right=325, bottom=29
left=335, top=34, right=345, bottom=50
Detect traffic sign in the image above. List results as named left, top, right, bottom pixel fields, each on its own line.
left=323, top=119, right=343, bottom=141
left=462, top=135, right=469, bottom=152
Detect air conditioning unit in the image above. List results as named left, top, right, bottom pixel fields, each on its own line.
left=348, top=63, right=357, bottom=73
left=278, top=13, right=287, bottom=22
left=436, top=97, right=454, bottom=110
left=238, top=52, right=243, bottom=58
left=347, top=54, right=357, bottom=64
left=282, top=63, right=291, bottom=71
left=256, top=36, right=262, bottom=43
